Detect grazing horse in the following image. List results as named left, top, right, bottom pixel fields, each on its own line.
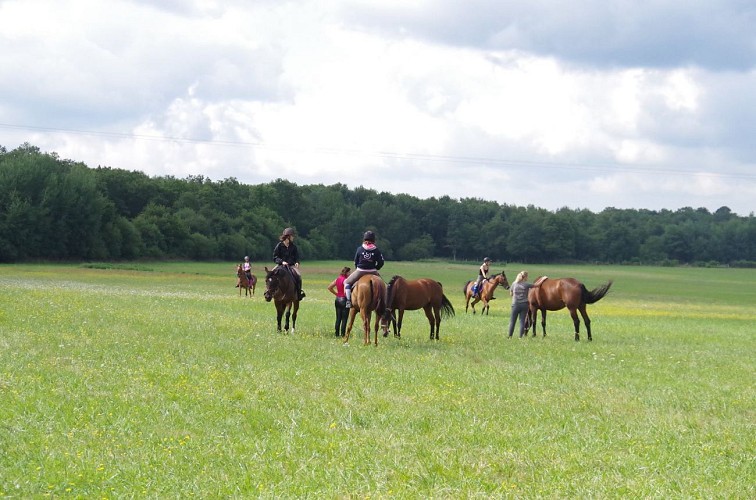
left=236, top=264, right=257, bottom=297
left=527, top=277, right=613, bottom=341
left=344, top=274, right=389, bottom=346
left=383, top=275, right=455, bottom=340
left=263, top=266, right=300, bottom=332
left=463, top=272, right=510, bottom=315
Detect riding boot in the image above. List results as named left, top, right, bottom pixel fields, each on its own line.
left=296, top=276, right=306, bottom=300
left=345, top=286, right=352, bottom=309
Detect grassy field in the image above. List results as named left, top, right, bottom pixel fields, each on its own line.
left=0, top=260, right=754, bottom=498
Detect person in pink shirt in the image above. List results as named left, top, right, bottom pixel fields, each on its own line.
left=327, top=266, right=351, bottom=336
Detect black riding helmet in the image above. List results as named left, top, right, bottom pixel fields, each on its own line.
left=363, top=230, right=376, bottom=242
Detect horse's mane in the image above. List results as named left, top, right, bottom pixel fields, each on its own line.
left=386, top=275, right=402, bottom=310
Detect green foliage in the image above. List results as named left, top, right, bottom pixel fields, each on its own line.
left=1, top=144, right=755, bottom=264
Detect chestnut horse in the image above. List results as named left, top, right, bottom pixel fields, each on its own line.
left=463, top=272, right=510, bottom=315
left=236, top=264, right=257, bottom=297
left=344, top=274, right=389, bottom=346
left=263, top=266, right=300, bottom=332
left=527, top=277, right=613, bottom=341
left=383, top=275, right=455, bottom=340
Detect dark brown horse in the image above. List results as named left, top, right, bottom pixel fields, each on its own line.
left=344, top=274, right=389, bottom=346
left=463, top=272, right=510, bottom=315
left=236, top=264, right=257, bottom=297
left=383, top=275, right=455, bottom=340
left=527, top=277, right=613, bottom=341
left=263, top=266, right=300, bottom=332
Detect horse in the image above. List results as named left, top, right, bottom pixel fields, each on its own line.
left=263, top=266, right=300, bottom=332
left=344, top=274, right=389, bottom=346
left=463, top=272, right=511, bottom=315
left=526, top=277, right=613, bottom=341
left=236, top=264, right=257, bottom=297
left=383, top=275, right=455, bottom=340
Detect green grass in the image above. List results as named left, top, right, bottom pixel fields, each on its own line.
left=0, top=261, right=753, bottom=498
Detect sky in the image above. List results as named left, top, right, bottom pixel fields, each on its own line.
left=1, top=0, right=755, bottom=216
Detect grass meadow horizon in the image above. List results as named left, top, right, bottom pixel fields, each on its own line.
left=1, top=260, right=754, bottom=497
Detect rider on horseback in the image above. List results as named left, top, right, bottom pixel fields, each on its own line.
left=273, top=227, right=305, bottom=301
left=344, top=230, right=385, bottom=309
left=242, top=256, right=253, bottom=282
left=473, top=257, right=492, bottom=299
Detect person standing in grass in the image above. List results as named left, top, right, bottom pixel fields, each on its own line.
left=327, top=266, right=351, bottom=337
left=508, top=271, right=534, bottom=338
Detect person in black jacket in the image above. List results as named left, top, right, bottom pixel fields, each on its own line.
left=343, top=230, right=385, bottom=308
left=273, top=227, right=305, bottom=300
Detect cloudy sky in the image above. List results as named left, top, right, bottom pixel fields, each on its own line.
left=1, top=0, right=755, bottom=215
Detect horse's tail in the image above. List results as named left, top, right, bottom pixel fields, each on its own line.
left=582, top=280, right=613, bottom=304
left=371, top=277, right=387, bottom=314
left=462, top=280, right=472, bottom=296
left=440, top=293, right=455, bottom=319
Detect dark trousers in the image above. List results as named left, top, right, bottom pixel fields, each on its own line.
left=508, top=302, right=529, bottom=337
left=334, top=297, right=349, bottom=336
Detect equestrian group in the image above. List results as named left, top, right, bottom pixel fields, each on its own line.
left=463, top=257, right=613, bottom=341
left=250, top=228, right=612, bottom=344
left=260, top=229, right=455, bottom=346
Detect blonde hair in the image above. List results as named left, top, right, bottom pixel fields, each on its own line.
left=510, top=271, right=528, bottom=295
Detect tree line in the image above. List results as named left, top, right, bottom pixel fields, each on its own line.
left=1, top=143, right=754, bottom=266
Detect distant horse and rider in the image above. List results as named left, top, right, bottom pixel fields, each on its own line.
left=236, top=263, right=257, bottom=297
left=526, top=277, right=613, bottom=341
left=463, top=271, right=510, bottom=314
left=344, top=274, right=389, bottom=346
left=383, top=275, right=455, bottom=340
left=263, top=265, right=300, bottom=332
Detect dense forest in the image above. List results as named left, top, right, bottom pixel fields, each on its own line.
left=1, top=143, right=754, bottom=266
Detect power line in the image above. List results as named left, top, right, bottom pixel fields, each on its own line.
left=2, top=121, right=754, bottom=181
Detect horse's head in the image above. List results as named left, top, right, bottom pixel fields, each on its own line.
left=380, top=309, right=395, bottom=337
left=263, top=266, right=280, bottom=302
left=496, top=271, right=511, bottom=290
left=236, top=264, right=243, bottom=276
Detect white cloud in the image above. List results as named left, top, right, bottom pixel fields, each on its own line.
left=0, top=0, right=754, bottom=216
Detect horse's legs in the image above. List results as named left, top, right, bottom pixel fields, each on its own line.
left=432, top=306, right=441, bottom=340
left=569, top=307, right=581, bottom=341
left=422, top=306, right=435, bottom=340
left=344, top=308, right=358, bottom=343
left=578, top=304, right=591, bottom=341
left=371, top=313, right=381, bottom=346
left=540, top=310, right=547, bottom=337
left=291, top=304, right=298, bottom=333
left=390, top=309, right=398, bottom=337
left=397, top=310, right=406, bottom=338
left=284, top=309, right=291, bottom=332
left=275, top=303, right=284, bottom=332
left=362, top=311, right=371, bottom=345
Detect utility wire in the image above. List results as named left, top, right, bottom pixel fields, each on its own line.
left=2, top=122, right=754, bottom=181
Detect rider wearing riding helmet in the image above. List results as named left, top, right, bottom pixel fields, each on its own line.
left=344, top=230, right=385, bottom=308
left=242, top=255, right=253, bottom=281
left=474, top=257, right=492, bottom=298
left=273, top=227, right=305, bottom=300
